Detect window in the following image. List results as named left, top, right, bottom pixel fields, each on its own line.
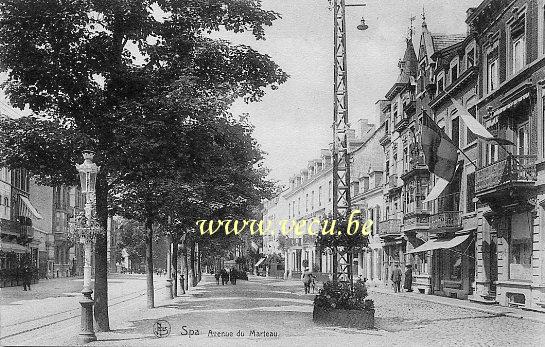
left=466, top=106, right=478, bottom=144
left=485, top=143, right=499, bottom=165
left=450, top=62, right=458, bottom=83
left=487, top=45, right=499, bottom=93
left=509, top=212, right=532, bottom=281
left=466, top=172, right=476, bottom=213
left=466, top=48, right=475, bottom=69
left=298, top=198, right=301, bottom=215
left=385, top=161, right=390, bottom=181
left=437, top=75, right=444, bottom=93
left=328, top=181, right=332, bottom=202
left=318, top=186, right=322, bottom=206
left=353, top=182, right=360, bottom=196
left=510, top=16, right=526, bottom=74
left=305, top=193, right=308, bottom=212
left=517, top=123, right=529, bottom=156
left=311, top=191, right=314, bottom=210
left=363, top=177, right=370, bottom=191
left=451, top=116, right=459, bottom=148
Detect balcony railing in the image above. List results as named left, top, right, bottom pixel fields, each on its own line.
left=429, top=211, right=462, bottom=231
left=0, top=218, right=34, bottom=239
left=378, top=219, right=401, bottom=236
left=476, top=155, right=537, bottom=194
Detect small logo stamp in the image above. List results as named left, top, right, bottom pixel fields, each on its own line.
left=153, top=320, right=171, bottom=338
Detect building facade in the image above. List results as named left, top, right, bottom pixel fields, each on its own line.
left=465, top=0, right=545, bottom=311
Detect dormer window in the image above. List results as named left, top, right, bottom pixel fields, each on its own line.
left=437, top=72, right=445, bottom=93
left=450, top=59, right=459, bottom=83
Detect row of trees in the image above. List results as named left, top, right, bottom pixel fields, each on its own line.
left=0, top=0, right=287, bottom=330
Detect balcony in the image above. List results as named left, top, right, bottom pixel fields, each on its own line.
left=0, top=219, right=20, bottom=236
left=394, top=115, right=409, bottom=133
left=475, top=155, right=537, bottom=204
left=400, top=162, right=428, bottom=181
left=402, top=211, right=430, bottom=232
left=379, top=132, right=391, bottom=146
left=378, top=219, right=401, bottom=237
left=429, top=211, right=462, bottom=232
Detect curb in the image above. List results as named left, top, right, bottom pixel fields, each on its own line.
left=368, top=287, right=545, bottom=325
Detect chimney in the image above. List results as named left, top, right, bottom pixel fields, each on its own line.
left=466, top=8, right=476, bottom=35
left=357, top=118, right=375, bottom=141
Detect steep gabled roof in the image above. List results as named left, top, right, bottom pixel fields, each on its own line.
left=418, top=20, right=465, bottom=61
left=431, top=33, right=466, bottom=52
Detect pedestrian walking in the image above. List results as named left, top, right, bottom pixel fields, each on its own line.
left=22, top=265, right=32, bottom=291
left=220, top=268, right=229, bottom=285
left=301, top=267, right=313, bottom=294
left=214, top=271, right=220, bottom=285
left=230, top=267, right=237, bottom=285
left=391, top=264, right=402, bottom=293
left=404, top=264, right=413, bottom=292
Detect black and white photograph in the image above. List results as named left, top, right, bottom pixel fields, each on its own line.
left=0, top=0, right=545, bottom=346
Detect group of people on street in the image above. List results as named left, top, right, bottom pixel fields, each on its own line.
left=215, top=267, right=237, bottom=285
left=301, top=267, right=316, bottom=294
left=390, top=264, right=413, bottom=293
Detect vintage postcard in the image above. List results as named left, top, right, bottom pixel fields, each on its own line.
left=1, top=0, right=544, bottom=346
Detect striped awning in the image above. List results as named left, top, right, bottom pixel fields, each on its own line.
left=406, top=234, right=470, bottom=254
left=20, top=196, right=43, bottom=220
left=0, top=241, right=29, bottom=253
left=485, top=92, right=530, bottom=128
left=255, top=258, right=266, bottom=267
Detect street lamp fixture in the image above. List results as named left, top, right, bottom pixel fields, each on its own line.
left=75, top=150, right=101, bottom=344
left=357, top=17, right=368, bottom=31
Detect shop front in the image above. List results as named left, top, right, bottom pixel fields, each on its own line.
left=408, top=232, right=475, bottom=299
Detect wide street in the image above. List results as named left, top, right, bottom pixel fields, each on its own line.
left=1, top=274, right=544, bottom=346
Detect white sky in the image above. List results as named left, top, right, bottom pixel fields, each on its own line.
left=217, top=0, right=482, bottom=185
left=0, top=0, right=482, bottom=185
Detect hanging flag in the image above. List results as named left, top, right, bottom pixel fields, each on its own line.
left=423, top=164, right=461, bottom=203
left=449, top=97, right=514, bottom=146
left=420, top=111, right=458, bottom=182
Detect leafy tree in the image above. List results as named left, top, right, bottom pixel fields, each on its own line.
left=0, top=0, right=286, bottom=328
left=116, top=220, right=147, bottom=268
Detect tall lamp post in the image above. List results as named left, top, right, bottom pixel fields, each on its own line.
left=75, top=150, right=101, bottom=344
left=329, top=0, right=368, bottom=282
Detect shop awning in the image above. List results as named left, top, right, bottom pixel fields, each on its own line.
left=407, top=234, right=470, bottom=254
left=0, top=241, right=30, bottom=253
left=485, top=92, right=530, bottom=128
left=255, top=258, right=266, bottom=267
left=20, top=196, right=43, bottom=220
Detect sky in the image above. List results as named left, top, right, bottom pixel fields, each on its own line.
left=0, top=0, right=482, bottom=185
left=214, top=0, right=482, bottom=186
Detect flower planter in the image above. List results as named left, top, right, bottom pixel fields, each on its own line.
left=313, top=304, right=375, bottom=329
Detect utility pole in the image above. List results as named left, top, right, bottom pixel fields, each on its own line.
left=330, top=0, right=367, bottom=283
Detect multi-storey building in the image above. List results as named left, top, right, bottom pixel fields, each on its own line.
left=464, top=0, right=545, bottom=311
left=283, top=147, right=335, bottom=278
left=425, top=21, right=479, bottom=300
left=379, top=35, right=425, bottom=288
left=0, top=168, right=42, bottom=285
left=351, top=119, right=385, bottom=285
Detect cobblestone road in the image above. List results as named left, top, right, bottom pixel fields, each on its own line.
left=2, top=274, right=544, bottom=346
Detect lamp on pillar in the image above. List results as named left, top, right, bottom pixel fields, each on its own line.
left=75, top=150, right=101, bottom=344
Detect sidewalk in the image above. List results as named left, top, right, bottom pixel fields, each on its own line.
left=368, top=286, right=545, bottom=325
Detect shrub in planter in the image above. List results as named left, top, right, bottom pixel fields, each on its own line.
left=313, top=279, right=375, bottom=329
left=234, top=269, right=248, bottom=280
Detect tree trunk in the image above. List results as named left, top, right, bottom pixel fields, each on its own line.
left=190, top=242, right=196, bottom=287
left=172, top=239, right=178, bottom=296
left=184, top=248, right=189, bottom=291
left=94, top=172, right=110, bottom=331
left=145, top=218, right=154, bottom=308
